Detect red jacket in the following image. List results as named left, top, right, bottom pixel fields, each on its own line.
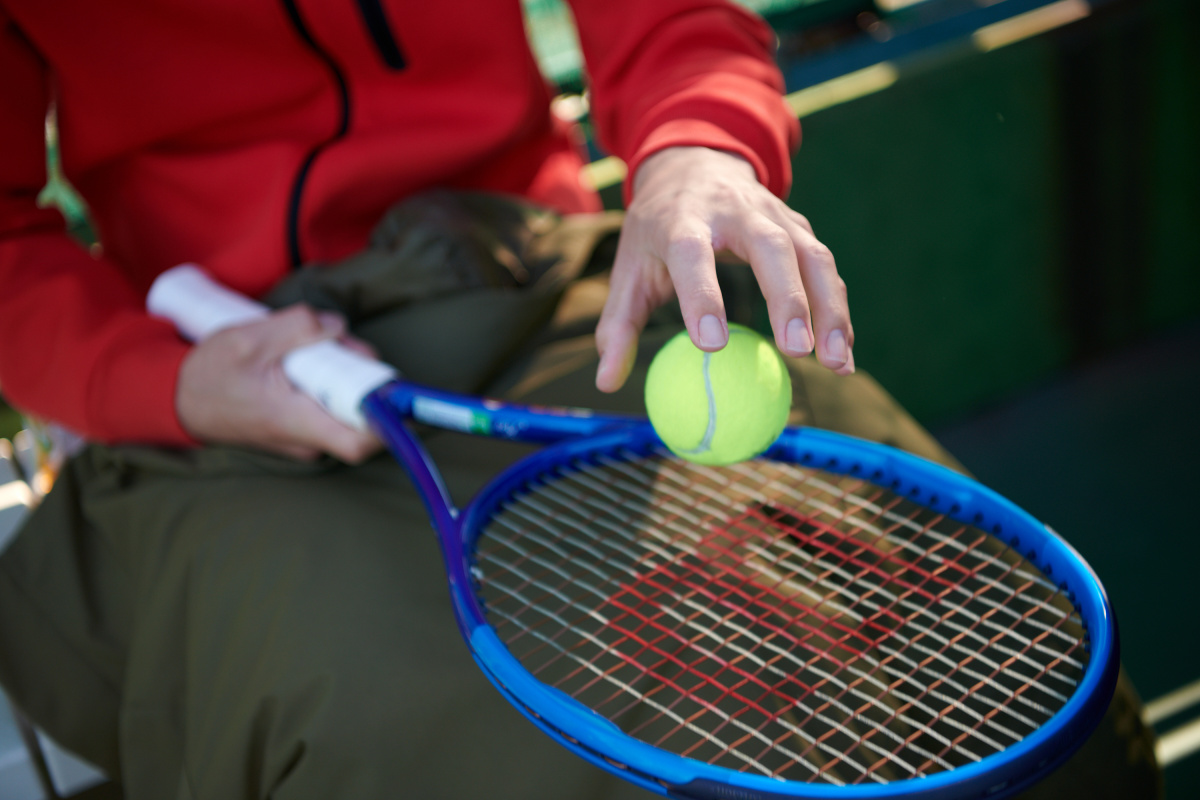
left=0, top=0, right=798, bottom=445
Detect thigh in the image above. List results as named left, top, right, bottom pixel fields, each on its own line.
left=0, top=456, right=129, bottom=778
left=94, top=447, right=648, bottom=800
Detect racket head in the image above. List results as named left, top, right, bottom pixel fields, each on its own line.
left=445, top=424, right=1117, bottom=800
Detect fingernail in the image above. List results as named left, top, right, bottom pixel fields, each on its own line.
left=826, top=329, right=848, bottom=365
left=317, top=312, right=344, bottom=334
left=785, top=318, right=813, bottom=355
left=698, top=315, right=727, bottom=349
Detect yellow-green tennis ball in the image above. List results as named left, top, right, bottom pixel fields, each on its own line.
left=645, top=323, right=791, bottom=466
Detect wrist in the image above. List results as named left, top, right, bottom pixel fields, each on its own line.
left=632, top=147, right=757, bottom=197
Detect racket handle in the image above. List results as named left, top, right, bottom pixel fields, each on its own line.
left=146, top=263, right=266, bottom=341
left=281, top=340, right=395, bottom=431
left=147, top=264, right=397, bottom=431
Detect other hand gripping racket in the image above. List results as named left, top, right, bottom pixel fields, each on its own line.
left=148, top=264, right=1117, bottom=800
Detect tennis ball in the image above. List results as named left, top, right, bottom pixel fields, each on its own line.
left=645, top=323, right=791, bottom=466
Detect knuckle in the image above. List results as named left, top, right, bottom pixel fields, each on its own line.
left=710, top=184, right=740, bottom=207
left=664, top=231, right=709, bottom=263
left=755, top=224, right=793, bottom=253
left=353, top=441, right=378, bottom=463
left=790, top=209, right=812, bottom=230
left=278, top=304, right=323, bottom=332
left=823, top=297, right=851, bottom=323
left=775, top=287, right=809, bottom=310
left=679, top=283, right=722, bottom=309
left=594, top=323, right=615, bottom=353
left=335, top=435, right=376, bottom=464
left=804, top=240, right=835, bottom=266
left=217, top=327, right=259, bottom=361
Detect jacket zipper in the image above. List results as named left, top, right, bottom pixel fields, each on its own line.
left=279, top=0, right=351, bottom=268
left=355, top=0, right=407, bottom=69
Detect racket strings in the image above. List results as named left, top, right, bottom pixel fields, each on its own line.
left=473, top=450, right=1087, bottom=784
left=708, top=461, right=1081, bottom=656
left=580, top=455, right=1080, bottom=743
left=585, top=455, right=1084, bottom=700
left=676, top=463, right=1085, bottom=689
left=482, top=455, right=1075, bottom=782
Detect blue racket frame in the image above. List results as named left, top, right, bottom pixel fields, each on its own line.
left=364, top=381, right=1118, bottom=800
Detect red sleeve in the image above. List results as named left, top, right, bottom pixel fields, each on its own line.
left=0, top=11, right=192, bottom=446
left=567, top=0, right=800, bottom=204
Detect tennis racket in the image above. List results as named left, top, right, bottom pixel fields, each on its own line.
left=148, top=264, right=1117, bottom=800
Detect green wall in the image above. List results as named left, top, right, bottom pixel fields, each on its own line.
left=783, top=0, right=1199, bottom=426
left=1146, top=0, right=1200, bottom=328
left=789, top=38, right=1071, bottom=424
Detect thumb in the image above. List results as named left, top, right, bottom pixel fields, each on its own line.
left=595, top=256, right=663, bottom=393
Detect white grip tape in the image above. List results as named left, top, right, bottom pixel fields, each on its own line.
left=147, top=264, right=397, bottom=431
left=146, top=264, right=268, bottom=340
left=281, top=342, right=395, bottom=431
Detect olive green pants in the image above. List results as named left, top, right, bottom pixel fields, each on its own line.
left=0, top=195, right=1161, bottom=799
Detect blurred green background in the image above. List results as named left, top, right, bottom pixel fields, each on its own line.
left=782, top=0, right=1199, bottom=426
left=0, top=403, right=17, bottom=441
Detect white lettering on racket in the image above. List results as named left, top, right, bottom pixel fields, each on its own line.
left=413, top=397, right=492, bottom=435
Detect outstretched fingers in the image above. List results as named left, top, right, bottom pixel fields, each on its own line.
left=595, top=214, right=727, bottom=392
left=717, top=214, right=813, bottom=358
left=715, top=206, right=853, bottom=373
left=787, top=222, right=853, bottom=374
left=660, top=222, right=727, bottom=352
left=592, top=147, right=854, bottom=392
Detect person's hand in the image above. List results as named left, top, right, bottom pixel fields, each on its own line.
left=175, top=305, right=382, bottom=463
left=595, top=146, right=853, bottom=391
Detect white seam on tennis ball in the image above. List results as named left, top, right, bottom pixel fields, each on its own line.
left=680, top=351, right=717, bottom=455
left=678, top=327, right=754, bottom=456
